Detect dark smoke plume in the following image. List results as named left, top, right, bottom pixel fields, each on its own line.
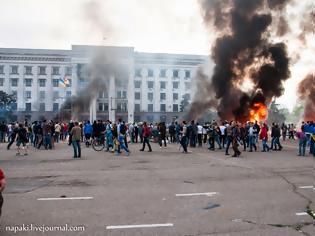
left=188, top=0, right=291, bottom=121
left=298, top=74, right=315, bottom=121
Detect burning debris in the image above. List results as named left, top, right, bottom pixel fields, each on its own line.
left=298, top=74, right=315, bottom=121
left=188, top=0, right=293, bottom=122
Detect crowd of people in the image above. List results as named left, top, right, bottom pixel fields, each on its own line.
left=0, top=119, right=314, bottom=158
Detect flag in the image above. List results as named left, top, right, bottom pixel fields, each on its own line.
left=59, top=76, right=70, bottom=88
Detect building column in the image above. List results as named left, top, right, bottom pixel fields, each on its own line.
left=108, top=74, right=116, bottom=121
left=89, top=97, right=97, bottom=122
left=127, top=67, right=134, bottom=123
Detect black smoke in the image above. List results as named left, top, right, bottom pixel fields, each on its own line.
left=188, top=0, right=292, bottom=121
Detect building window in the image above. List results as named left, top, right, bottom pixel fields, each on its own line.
left=160, top=104, right=166, bottom=112
left=39, top=66, right=46, bottom=75
left=185, top=82, right=191, bottom=90
left=135, top=104, right=140, bottom=112
left=52, top=66, right=60, bottom=75
left=173, top=104, right=179, bottom=112
left=134, top=81, right=141, bottom=88
left=160, top=93, right=166, bottom=100
left=148, top=104, right=153, bottom=112
left=117, top=102, right=127, bottom=112
left=98, top=103, right=108, bottom=111
left=148, top=69, right=154, bottom=77
left=25, top=79, right=32, bottom=87
left=39, top=91, right=46, bottom=100
left=160, top=81, right=166, bottom=89
left=53, top=91, right=59, bottom=100
left=0, top=65, right=4, bottom=74
left=39, top=79, right=46, bottom=87
left=135, top=92, right=141, bottom=100
left=10, top=65, right=18, bottom=74
left=25, top=66, right=32, bottom=75
left=25, top=91, right=31, bottom=99
left=11, top=102, right=17, bottom=111
left=185, top=70, right=191, bottom=78
left=147, top=81, right=154, bottom=89
left=39, top=103, right=45, bottom=111
left=173, top=81, right=179, bottom=89
left=122, top=91, right=127, bottom=99
left=173, top=70, right=179, bottom=78
left=65, top=67, right=72, bottom=75
left=135, top=68, right=142, bottom=77
left=66, top=91, right=71, bottom=97
left=99, top=90, right=108, bottom=98
left=160, top=69, right=166, bottom=78
left=11, top=91, right=17, bottom=99
left=53, top=103, right=59, bottom=112
left=25, top=103, right=32, bottom=111
left=0, top=78, right=4, bottom=86
left=148, top=92, right=153, bottom=101
left=173, top=93, right=178, bottom=100
left=52, top=79, right=59, bottom=87
left=11, top=78, right=18, bottom=87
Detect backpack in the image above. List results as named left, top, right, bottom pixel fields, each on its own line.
left=120, top=123, right=126, bottom=135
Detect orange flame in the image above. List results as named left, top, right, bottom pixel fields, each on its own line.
left=249, top=103, right=268, bottom=122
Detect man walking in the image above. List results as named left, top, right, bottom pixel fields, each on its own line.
left=140, top=122, right=152, bottom=152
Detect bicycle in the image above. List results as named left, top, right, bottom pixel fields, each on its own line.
left=92, top=135, right=106, bottom=151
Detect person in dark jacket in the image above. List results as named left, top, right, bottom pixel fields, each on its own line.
left=232, top=122, right=241, bottom=157
left=7, top=124, right=18, bottom=150
left=158, top=122, right=167, bottom=148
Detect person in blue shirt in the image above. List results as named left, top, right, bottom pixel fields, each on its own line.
left=83, top=120, right=93, bottom=147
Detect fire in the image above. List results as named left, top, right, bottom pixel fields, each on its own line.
left=249, top=103, right=268, bottom=122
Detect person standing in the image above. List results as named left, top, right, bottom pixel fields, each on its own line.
left=296, top=129, right=307, bottom=156
left=158, top=122, right=167, bottom=148
left=231, top=122, right=241, bottom=157
left=274, top=124, right=283, bottom=151
left=83, top=120, right=93, bottom=147
left=225, top=122, right=233, bottom=155
left=140, top=122, right=152, bottom=152
left=197, top=123, right=203, bottom=147
left=16, top=123, right=28, bottom=156
left=248, top=122, right=257, bottom=152
left=260, top=123, right=270, bottom=152
left=180, top=121, right=188, bottom=154
left=70, top=122, right=81, bottom=158
left=219, top=122, right=226, bottom=148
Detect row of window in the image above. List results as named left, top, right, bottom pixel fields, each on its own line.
left=134, top=92, right=188, bottom=101
left=134, top=81, right=191, bottom=90
left=135, top=68, right=190, bottom=78
left=0, top=78, right=72, bottom=87
left=23, top=91, right=72, bottom=100
left=98, top=103, right=180, bottom=113
left=98, top=90, right=127, bottom=99
left=9, top=103, right=59, bottom=112
left=10, top=90, right=71, bottom=100
left=0, top=65, right=72, bottom=76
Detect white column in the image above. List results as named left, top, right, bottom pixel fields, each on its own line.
left=127, top=67, right=134, bottom=123
left=89, top=97, right=97, bottom=122
left=108, top=75, right=116, bottom=121
left=17, top=65, right=24, bottom=111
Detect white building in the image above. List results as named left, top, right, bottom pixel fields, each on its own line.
left=0, top=45, right=208, bottom=123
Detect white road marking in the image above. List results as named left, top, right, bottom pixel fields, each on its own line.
left=295, top=212, right=309, bottom=216
left=299, top=186, right=314, bottom=189
left=106, top=223, right=174, bottom=230
left=175, top=192, right=218, bottom=197
left=37, top=197, right=93, bottom=201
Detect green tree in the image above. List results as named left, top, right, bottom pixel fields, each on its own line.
left=0, top=91, right=16, bottom=121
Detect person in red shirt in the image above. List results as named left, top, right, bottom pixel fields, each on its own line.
left=139, top=122, right=152, bottom=152
left=260, top=123, right=270, bottom=152
left=0, top=168, right=6, bottom=217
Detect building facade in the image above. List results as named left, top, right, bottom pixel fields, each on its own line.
left=0, top=45, right=208, bottom=123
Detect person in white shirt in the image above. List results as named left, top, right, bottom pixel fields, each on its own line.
left=197, top=123, right=203, bottom=147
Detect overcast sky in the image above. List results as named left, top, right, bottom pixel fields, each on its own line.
left=0, top=0, right=314, bottom=111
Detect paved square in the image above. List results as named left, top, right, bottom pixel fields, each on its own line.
left=0, top=141, right=314, bottom=235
